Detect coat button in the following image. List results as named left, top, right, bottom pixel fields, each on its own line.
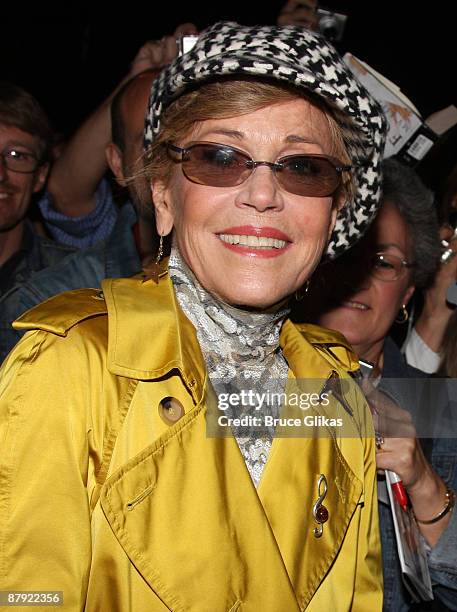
left=158, top=397, right=185, bottom=425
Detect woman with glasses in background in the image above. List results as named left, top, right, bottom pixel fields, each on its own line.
left=300, top=157, right=457, bottom=610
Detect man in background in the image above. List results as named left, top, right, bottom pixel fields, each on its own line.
left=0, top=24, right=197, bottom=362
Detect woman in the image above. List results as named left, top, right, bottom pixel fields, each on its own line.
left=0, top=22, right=385, bottom=610
left=301, top=158, right=457, bottom=610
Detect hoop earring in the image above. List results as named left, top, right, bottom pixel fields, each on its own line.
left=142, top=234, right=164, bottom=284
left=295, top=280, right=310, bottom=302
left=395, top=304, right=409, bottom=324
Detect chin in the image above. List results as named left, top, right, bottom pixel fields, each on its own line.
left=218, top=286, right=289, bottom=311
left=207, top=277, right=280, bottom=310
left=215, top=266, right=302, bottom=310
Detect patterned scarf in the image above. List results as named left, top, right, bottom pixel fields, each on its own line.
left=169, top=246, right=290, bottom=487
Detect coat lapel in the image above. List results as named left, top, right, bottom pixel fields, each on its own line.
left=257, top=433, right=362, bottom=608
left=256, top=320, right=364, bottom=607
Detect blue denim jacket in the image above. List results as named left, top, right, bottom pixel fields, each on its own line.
left=379, top=338, right=457, bottom=611
left=0, top=202, right=141, bottom=362
left=0, top=220, right=76, bottom=297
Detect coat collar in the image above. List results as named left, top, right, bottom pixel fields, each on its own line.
left=102, top=270, right=206, bottom=402
left=102, top=271, right=358, bottom=398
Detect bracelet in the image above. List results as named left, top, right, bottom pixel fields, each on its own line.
left=415, top=486, right=455, bottom=525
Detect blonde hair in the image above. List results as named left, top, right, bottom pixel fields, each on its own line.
left=140, top=79, right=354, bottom=201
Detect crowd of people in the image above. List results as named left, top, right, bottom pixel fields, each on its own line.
left=0, top=5, right=456, bottom=611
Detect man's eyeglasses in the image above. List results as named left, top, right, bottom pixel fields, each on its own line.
left=0, top=147, right=41, bottom=173
left=167, top=142, right=351, bottom=198
left=371, top=252, right=415, bottom=282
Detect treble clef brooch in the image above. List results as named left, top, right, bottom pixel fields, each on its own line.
left=313, top=474, right=329, bottom=538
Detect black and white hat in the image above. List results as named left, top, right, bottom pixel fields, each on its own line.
left=145, top=21, right=387, bottom=258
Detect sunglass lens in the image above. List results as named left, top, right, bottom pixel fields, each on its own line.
left=183, top=145, right=249, bottom=187
left=281, top=156, right=340, bottom=197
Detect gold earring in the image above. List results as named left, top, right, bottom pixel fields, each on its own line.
left=142, top=235, right=164, bottom=284
left=395, top=304, right=409, bottom=324
left=295, top=280, right=310, bottom=302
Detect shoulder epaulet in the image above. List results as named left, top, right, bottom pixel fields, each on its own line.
left=13, top=288, right=107, bottom=337
left=295, top=322, right=359, bottom=372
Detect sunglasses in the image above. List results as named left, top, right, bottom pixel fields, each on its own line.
left=167, top=142, right=351, bottom=197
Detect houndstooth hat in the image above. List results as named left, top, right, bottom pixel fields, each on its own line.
left=145, top=21, right=387, bottom=258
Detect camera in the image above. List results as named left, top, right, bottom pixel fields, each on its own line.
left=317, top=8, right=347, bottom=42
left=177, top=35, right=199, bottom=57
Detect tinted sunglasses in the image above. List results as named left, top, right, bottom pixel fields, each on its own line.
left=167, top=142, right=351, bottom=197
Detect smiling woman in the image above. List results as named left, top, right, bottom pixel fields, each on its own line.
left=1, top=21, right=386, bottom=611
left=301, top=158, right=457, bottom=609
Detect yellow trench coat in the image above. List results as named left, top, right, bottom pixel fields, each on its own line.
left=0, top=273, right=382, bottom=611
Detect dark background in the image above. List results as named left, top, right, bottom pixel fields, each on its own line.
left=2, top=1, right=454, bottom=136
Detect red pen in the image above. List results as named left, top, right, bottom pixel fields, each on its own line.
left=387, top=470, right=408, bottom=511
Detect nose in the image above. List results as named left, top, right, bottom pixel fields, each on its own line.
left=234, top=164, right=284, bottom=213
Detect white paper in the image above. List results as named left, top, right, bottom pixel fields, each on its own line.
left=385, top=470, right=433, bottom=602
